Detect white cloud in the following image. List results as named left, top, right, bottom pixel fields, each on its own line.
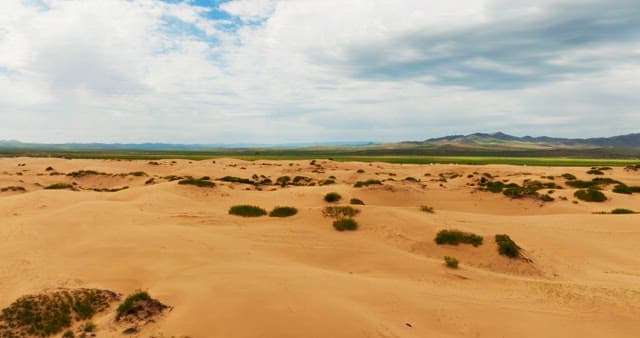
left=0, top=0, right=638, bottom=143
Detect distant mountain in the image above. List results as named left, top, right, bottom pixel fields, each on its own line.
left=412, top=132, right=640, bottom=149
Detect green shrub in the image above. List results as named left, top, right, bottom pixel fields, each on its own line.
left=539, top=194, right=554, bottom=202
left=116, top=291, right=151, bottom=320
left=495, top=234, right=521, bottom=258
left=420, top=205, right=434, bottom=213
left=611, top=208, right=636, bottom=214
left=45, top=183, right=74, bottom=190
left=444, top=256, right=459, bottom=269
left=1, top=186, right=26, bottom=192
left=66, top=170, right=107, bottom=177
left=574, top=189, right=607, bottom=202
left=587, top=169, right=604, bottom=175
left=353, top=179, right=382, bottom=188
left=322, top=206, right=360, bottom=218
left=324, top=192, right=342, bottom=202
left=218, top=176, right=254, bottom=185
left=178, top=177, right=215, bottom=188
left=320, top=179, right=335, bottom=186
left=350, top=198, right=365, bottom=205
left=276, top=176, right=291, bottom=187
left=434, top=229, right=483, bottom=247
left=404, top=177, right=419, bottom=182
left=333, top=218, right=358, bottom=231
left=229, top=205, right=267, bottom=217
left=0, top=289, right=115, bottom=338
left=269, top=206, right=298, bottom=217
left=612, top=184, right=640, bottom=194
left=562, top=173, right=576, bottom=180
left=83, top=322, right=96, bottom=332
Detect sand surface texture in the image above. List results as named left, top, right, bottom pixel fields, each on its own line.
left=1, top=158, right=639, bottom=337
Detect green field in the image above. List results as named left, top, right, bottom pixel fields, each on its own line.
left=1, top=148, right=639, bottom=167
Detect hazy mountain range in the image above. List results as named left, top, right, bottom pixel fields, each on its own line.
left=1, top=133, right=640, bottom=158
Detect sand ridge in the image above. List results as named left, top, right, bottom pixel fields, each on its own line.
left=1, top=157, right=639, bottom=337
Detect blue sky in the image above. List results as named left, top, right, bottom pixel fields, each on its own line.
left=0, top=0, right=638, bottom=143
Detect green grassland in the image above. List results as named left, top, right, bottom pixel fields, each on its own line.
left=0, top=148, right=638, bottom=166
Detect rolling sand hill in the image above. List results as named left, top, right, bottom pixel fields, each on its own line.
left=1, top=157, right=639, bottom=337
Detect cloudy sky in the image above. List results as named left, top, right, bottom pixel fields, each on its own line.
left=0, top=0, right=639, bottom=144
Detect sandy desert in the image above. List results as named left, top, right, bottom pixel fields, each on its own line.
left=1, top=157, right=639, bottom=337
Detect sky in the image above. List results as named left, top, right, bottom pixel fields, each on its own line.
left=0, top=0, right=639, bottom=144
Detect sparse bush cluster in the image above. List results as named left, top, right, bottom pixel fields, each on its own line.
left=1, top=186, right=26, bottom=192
left=44, top=183, right=74, bottom=190
left=353, top=179, right=383, bottom=188
left=0, top=289, right=117, bottom=337
left=322, top=206, right=360, bottom=218
left=434, top=229, right=483, bottom=247
left=478, top=178, right=559, bottom=202
left=178, top=176, right=216, bottom=188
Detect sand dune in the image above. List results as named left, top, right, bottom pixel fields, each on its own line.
left=1, top=157, right=639, bottom=337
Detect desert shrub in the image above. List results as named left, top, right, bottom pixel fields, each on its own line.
left=320, top=179, right=335, bottom=185
left=574, top=189, right=607, bottom=202
left=164, top=175, right=182, bottom=181
left=276, top=176, right=291, bottom=187
left=145, top=178, right=155, bottom=185
left=350, top=198, right=365, bottom=205
left=444, top=256, right=459, bottom=269
left=269, top=206, right=298, bottom=217
left=324, top=192, right=342, bottom=202
left=63, top=330, right=74, bottom=337
left=353, top=179, right=383, bottom=188
left=495, top=234, right=521, bottom=258
left=434, top=229, right=483, bottom=247
left=420, top=205, right=435, bottom=213
left=116, top=291, right=151, bottom=319
left=539, top=194, right=554, bottom=202
left=92, top=186, right=129, bottom=192
left=1, top=186, right=26, bottom=192
left=322, top=206, right=360, bottom=218
left=292, top=176, right=313, bottom=185
left=66, top=170, right=107, bottom=177
left=612, top=184, right=640, bottom=194
left=333, top=218, right=358, bottom=231
left=83, top=322, right=96, bottom=332
left=229, top=205, right=267, bottom=217
left=128, top=171, right=147, bottom=177
left=356, top=169, right=365, bottom=173
left=218, top=176, right=254, bottom=185
left=45, top=183, right=74, bottom=190
left=45, top=166, right=54, bottom=171
left=0, top=289, right=116, bottom=337
left=115, top=291, right=167, bottom=323
left=562, top=173, right=576, bottom=180
left=587, top=169, right=604, bottom=175
left=178, top=177, right=215, bottom=188
left=404, top=177, right=419, bottom=182
left=611, top=208, right=636, bottom=214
